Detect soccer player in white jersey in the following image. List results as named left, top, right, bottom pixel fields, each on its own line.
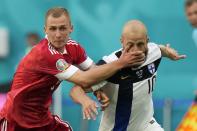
left=70, top=20, right=186, bottom=131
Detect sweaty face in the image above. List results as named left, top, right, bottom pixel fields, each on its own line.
left=45, top=14, right=73, bottom=52
left=186, top=2, right=197, bottom=28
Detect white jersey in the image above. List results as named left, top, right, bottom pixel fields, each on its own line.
left=97, top=43, right=162, bottom=131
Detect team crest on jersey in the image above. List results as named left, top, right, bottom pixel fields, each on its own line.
left=56, top=59, right=69, bottom=71
left=148, top=63, right=155, bottom=74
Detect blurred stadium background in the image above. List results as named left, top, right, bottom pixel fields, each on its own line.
left=0, top=0, right=197, bottom=131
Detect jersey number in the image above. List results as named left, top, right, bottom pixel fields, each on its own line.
left=148, top=75, right=156, bottom=94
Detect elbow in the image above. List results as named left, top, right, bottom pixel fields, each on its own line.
left=69, top=88, right=74, bottom=97
left=78, top=79, right=92, bottom=89
left=69, top=87, right=76, bottom=99
left=80, top=81, right=90, bottom=89
left=74, top=71, right=95, bottom=88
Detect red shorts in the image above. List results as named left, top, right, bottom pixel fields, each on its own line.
left=0, top=115, right=73, bottom=131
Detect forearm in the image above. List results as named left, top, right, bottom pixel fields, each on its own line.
left=70, top=86, right=90, bottom=104
left=80, top=60, right=123, bottom=86
left=68, top=60, right=123, bottom=88
left=159, top=44, right=186, bottom=61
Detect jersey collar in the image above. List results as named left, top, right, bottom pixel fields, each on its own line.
left=46, top=36, right=68, bottom=55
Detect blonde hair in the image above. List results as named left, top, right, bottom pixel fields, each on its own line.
left=45, top=7, right=71, bottom=25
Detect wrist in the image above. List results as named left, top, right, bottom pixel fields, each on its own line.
left=79, top=95, right=90, bottom=104
left=114, top=59, right=125, bottom=69
left=92, top=81, right=107, bottom=91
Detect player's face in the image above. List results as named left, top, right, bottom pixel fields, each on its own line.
left=185, top=2, right=197, bottom=28
left=122, top=33, right=148, bottom=67
left=122, top=34, right=148, bottom=54
left=44, top=14, right=73, bottom=52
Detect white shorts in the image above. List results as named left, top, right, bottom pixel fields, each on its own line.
left=144, top=118, right=164, bottom=131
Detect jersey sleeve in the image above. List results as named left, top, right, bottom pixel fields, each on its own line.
left=75, top=43, right=93, bottom=70
left=35, top=53, right=79, bottom=80
left=144, top=42, right=162, bottom=64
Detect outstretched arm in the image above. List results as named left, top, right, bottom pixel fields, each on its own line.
left=159, top=44, right=186, bottom=60
left=67, top=46, right=145, bottom=88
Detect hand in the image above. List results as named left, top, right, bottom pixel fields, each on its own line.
left=164, top=44, right=186, bottom=60
left=94, top=90, right=110, bottom=111
left=81, top=96, right=99, bottom=120
left=119, top=45, right=145, bottom=68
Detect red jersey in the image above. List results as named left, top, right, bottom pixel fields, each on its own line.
left=0, top=38, right=93, bottom=128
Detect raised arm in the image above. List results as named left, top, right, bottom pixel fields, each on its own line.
left=159, top=44, right=186, bottom=60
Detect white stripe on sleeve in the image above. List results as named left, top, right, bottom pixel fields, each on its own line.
left=78, top=57, right=93, bottom=70
left=55, top=65, right=79, bottom=80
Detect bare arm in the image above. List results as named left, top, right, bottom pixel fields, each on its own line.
left=70, top=85, right=98, bottom=120
left=69, top=47, right=145, bottom=120
left=67, top=47, right=145, bottom=88
left=70, top=64, right=110, bottom=120
left=67, top=60, right=122, bottom=88
left=159, top=44, right=186, bottom=60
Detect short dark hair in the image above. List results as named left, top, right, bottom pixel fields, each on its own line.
left=185, top=0, right=197, bottom=8
left=45, top=7, right=71, bottom=25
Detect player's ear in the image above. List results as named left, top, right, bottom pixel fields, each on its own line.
left=146, top=36, right=149, bottom=43
left=44, top=26, right=47, bottom=34
left=44, top=26, right=48, bottom=39
left=120, top=35, right=124, bottom=45
left=70, top=25, right=73, bottom=33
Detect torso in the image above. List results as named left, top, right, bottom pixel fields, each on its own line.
left=0, top=38, right=92, bottom=128
left=98, top=43, right=162, bottom=131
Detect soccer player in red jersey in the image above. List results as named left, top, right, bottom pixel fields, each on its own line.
left=0, top=7, right=146, bottom=131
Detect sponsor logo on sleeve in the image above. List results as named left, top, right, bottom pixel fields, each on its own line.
left=56, top=59, right=69, bottom=71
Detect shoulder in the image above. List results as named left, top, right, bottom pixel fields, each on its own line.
left=147, top=42, right=162, bottom=59
left=32, top=38, right=63, bottom=65
left=140, top=42, right=161, bottom=67
left=65, top=38, right=86, bottom=53
left=147, top=42, right=160, bottom=52
left=66, top=39, right=82, bottom=48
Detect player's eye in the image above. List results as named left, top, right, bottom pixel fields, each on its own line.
left=127, top=42, right=134, bottom=47
left=59, top=27, right=67, bottom=31
left=49, top=27, right=56, bottom=31
left=137, top=42, right=145, bottom=47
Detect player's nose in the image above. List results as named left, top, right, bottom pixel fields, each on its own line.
left=131, top=45, right=140, bottom=52
left=55, top=30, right=61, bottom=38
